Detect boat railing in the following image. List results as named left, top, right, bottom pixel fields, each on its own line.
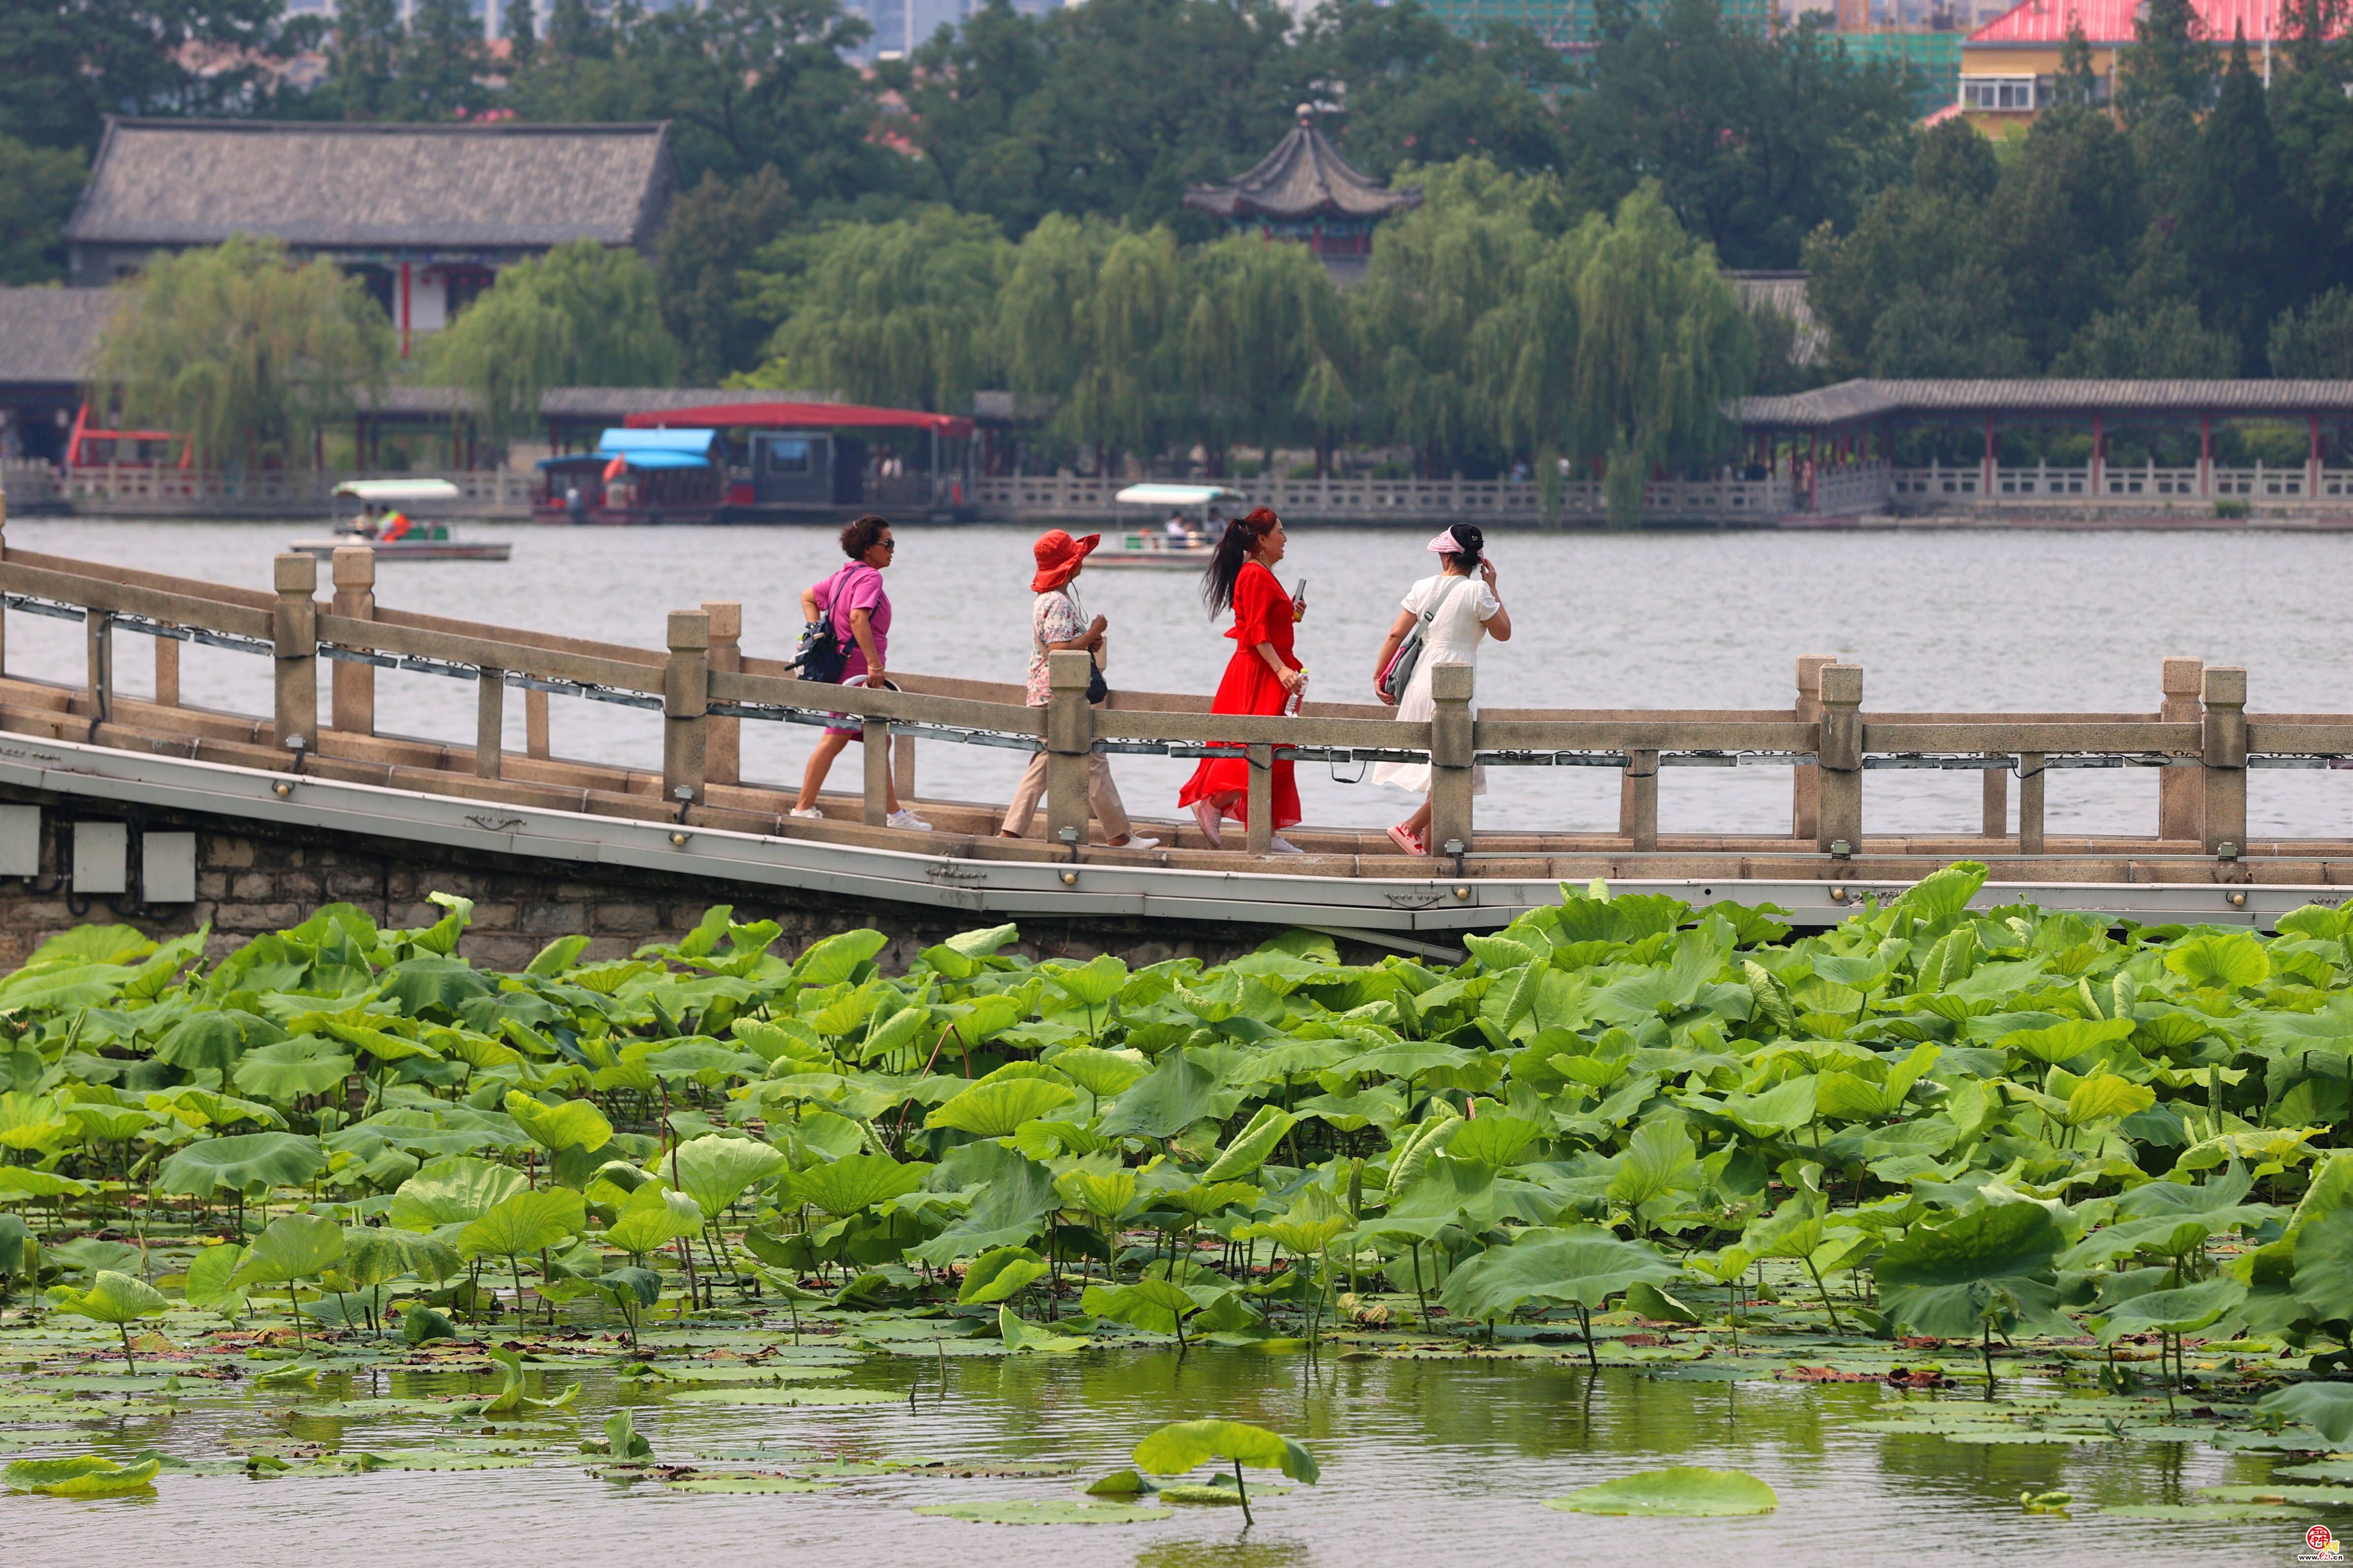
left=0, top=524, right=2309, bottom=868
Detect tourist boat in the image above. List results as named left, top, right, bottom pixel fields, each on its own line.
left=1087, top=484, right=1243, bottom=567
left=288, top=479, right=511, bottom=562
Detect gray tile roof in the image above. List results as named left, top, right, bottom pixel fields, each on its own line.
left=64, top=120, right=676, bottom=251
left=0, top=287, right=121, bottom=386
left=1184, top=117, right=1422, bottom=222
left=1735, top=378, right=2353, bottom=427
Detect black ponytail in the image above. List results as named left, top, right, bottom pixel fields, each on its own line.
left=1202, top=506, right=1279, bottom=617
left=1442, top=524, right=1485, bottom=573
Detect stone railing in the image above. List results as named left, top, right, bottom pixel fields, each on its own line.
left=1894, top=461, right=2353, bottom=510
left=0, top=459, right=61, bottom=509
left=971, top=471, right=1795, bottom=525
left=61, top=467, right=536, bottom=517
left=1809, top=461, right=1892, bottom=515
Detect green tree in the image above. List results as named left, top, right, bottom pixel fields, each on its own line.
left=1556, top=187, right=1754, bottom=522
left=742, top=207, right=1007, bottom=411
left=425, top=238, right=678, bottom=438
left=656, top=166, right=798, bottom=383
left=0, top=136, right=88, bottom=284
left=2054, top=300, right=2239, bottom=376
left=1301, top=3, right=1571, bottom=181
left=0, top=0, right=297, bottom=155
left=1349, top=158, right=1548, bottom=474
left=2271, top=2, right=2353, bottom=304
left=1566, top=0, right=1918, bottom=268
left=2049, top=20, right=2101, bottom=109
left=92, top=235, right=394, bottom=470
left=398, top=0, right=491, bottom=119
left=2116, top=0, right=2214, bottom=125
left=504, top=0, right=538, bottom=68
left=2183, top=33, right=2291, bottom=371
left=328, top=0, right=404, bottom=121
left=1178, top=235, right=1354, bottom=474
left=2270, top=287, right=2353, bottom=375
left=1984, top=104, right=2144, bottom=367
left=1801, top=125, right=2025, bottom=377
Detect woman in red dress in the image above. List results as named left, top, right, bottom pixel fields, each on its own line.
left=1177, top=507, right=1305, bottom=852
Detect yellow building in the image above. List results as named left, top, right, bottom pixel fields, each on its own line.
left=1955, top=0, right=2285, bottom=131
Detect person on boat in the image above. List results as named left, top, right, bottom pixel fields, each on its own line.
left=1369, top=524, right=1510, bottom=856
left=1165, top=512, right=1189, bottom=545
left=790, top=515, right=930, bottom=831
left=379, top=508, right=413, bottom=543
left=998, top=530, right=1157, bottom=851
left=1176, top=506, right=1305, bottom=852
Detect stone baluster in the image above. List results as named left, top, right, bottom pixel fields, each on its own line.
left=663, top=610, right=709, bottom=810
left=331, top=545, right=375, bottom=736
left=272, top=553, right=318, bottom=757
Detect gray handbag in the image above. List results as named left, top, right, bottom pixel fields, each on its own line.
left=1377, top=575, right=1475, bottom=704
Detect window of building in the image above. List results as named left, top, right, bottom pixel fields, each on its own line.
left=1961, top=76, right=2036, bottom=110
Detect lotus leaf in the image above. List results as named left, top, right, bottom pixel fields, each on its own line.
left=1439, top=1225, right=1679, bottom=1321
left=458, top=1187, right=586, bottom=1261
left=1546, top=1466, right=1778, bottom=1516
left=388, top=1156, right=529, bottom=1230
left=669, top=1134, right=790, bottom=1219
left=155, top=1132, right=327, bottom=1197
left=925, top=1078, right=1078, bottom=1137
left=788, top=1152, right=926, bottom=1216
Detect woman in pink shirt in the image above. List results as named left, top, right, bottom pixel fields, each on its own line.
left=791, top=515, right=929, bottom=830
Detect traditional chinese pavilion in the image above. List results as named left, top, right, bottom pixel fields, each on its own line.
left=1183, top=109, right=1423, bottom=282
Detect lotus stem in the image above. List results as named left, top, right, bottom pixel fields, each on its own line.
left=1234, top=1457, right=1252, bottom=1526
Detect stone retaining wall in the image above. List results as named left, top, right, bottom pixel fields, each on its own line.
left=0, top=783, right=1283, bottom=973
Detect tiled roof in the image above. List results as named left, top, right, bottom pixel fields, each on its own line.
left=1969, top=0, right=2303, bottom=45
left=64, top=121, right=676, bottom=251
left=1183, top=117, right=1422, bottom=222
left=0, top=287, right=121, bottom=386
left=538, top=387, right=828, bottom=418
left=1735, top=378, right=2353, bottom=426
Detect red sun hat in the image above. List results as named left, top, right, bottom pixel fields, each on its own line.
left=1029, top=529, right=1101, bottom=593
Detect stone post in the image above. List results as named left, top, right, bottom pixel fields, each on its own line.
left=476, top=667, right=504, bottom=779
left=702, top=599, right=741, bottom=786
left=330, top=545, right=376, bottom=736
left=2160, top=656, right=2205, bottom=844
left=1816, top=662, right=1863, bottom=854
left=272, top=553, right=318, bottom=754
left=1429, top=660, right=1475, bottom=857
left=1981, top=755, right=2007, bottom=838
left=1792, top=654, right=1834, bottom=840
left=2018, top=753, right=2046, bottom=855
left=1045, top=649, right=1093, bottom=848
left=1624, top=749, right=1659, bottom=852
left=85, top=607, right=111, bottom=732
left=2201, top=665, right=2247, bottom=856
left=662, top=609, right=709, bottom=809
left=1245, top=744, right=1274, bottom=855
left=525, top=689, right=550, bottom=759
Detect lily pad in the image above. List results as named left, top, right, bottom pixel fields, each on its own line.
left=914, top=1499, right=1176, bottom=1525
left=2100, top=1503, right=2323, bottom=1520
left=663, top=1474, right=842, bottom=1494
left=348, top=1450, right=538, bottom=1471
left=2196, top=1483, right=2353, bottom=1505
left=658, top=1386, right=899, bottom=1405
left=1545, top=1466, right=1779, bottom=1517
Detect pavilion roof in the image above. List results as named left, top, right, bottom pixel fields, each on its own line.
left=1183, top=115, right=1423, bottom=223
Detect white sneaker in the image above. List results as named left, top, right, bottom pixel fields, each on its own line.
left=1110, top=836, right=1159, bottom=851
left=887, top=808, right=933, bottom=831
left=1190, top=799, right=1223, bottom=848
left=1267, top=835, right=1304, bottom=854
left=788, top=807, right=824, bottom=820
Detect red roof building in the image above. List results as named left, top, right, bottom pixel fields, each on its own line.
left=1958, top=0, right=2306, bottom=128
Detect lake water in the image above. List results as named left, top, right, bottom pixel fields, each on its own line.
left=8, top=519, right=2351, bottom=842
left=0, top=1326, right=2303, bottom=1568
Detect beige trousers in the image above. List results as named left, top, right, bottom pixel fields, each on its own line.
left=1000, top=749, right=1134, bottom=841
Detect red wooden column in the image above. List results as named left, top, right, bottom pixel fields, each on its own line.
left=1981, top=413, right=1995, bottom=495
left=2091, top=411, right=2103, bottom=495
left=398, top=262, right=413, bottom=360
left=2199, top=414, right=2213, bottom=497
left=2310, top=412, right=2323, bottom=498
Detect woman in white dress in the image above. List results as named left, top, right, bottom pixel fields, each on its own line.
left=1369, top=525, right=1511, bottom=856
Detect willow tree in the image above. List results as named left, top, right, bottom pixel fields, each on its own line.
left=1348, top=159, right=1552, bottom=475
left=1178, top=235, right=1354, bottom=475
left=999, top=215, right=1183, bottom=470
left=92, top=234, right=392, bottom=470
left=745, top=206, right=1009, bottom=411
left=426, top=237, right=677, bottom=438
left=1545, top=186, right=1754, bottom=524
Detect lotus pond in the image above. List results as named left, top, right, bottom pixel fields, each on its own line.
left=1, top=863, right=2351, bottom=1563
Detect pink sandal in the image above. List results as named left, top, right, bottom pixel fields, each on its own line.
left=1387, top=822, right=1428, bottom=857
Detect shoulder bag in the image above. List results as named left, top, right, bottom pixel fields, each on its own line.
left=793, top=565, right=859, bottom=684
left=1377, top=575, right=1476, bottom=705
